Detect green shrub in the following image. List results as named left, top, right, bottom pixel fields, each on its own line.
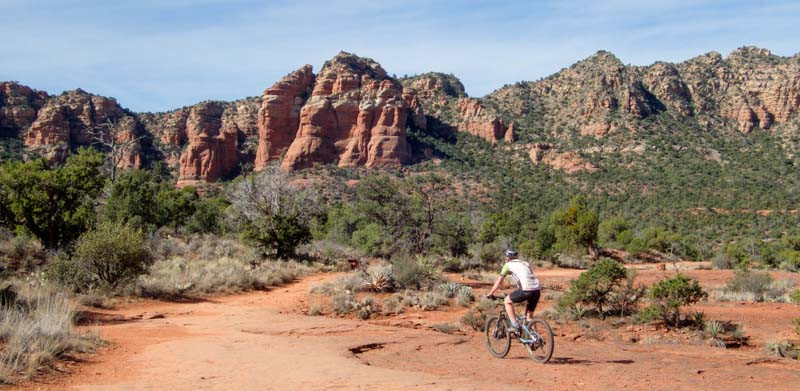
left=381, top=296, right=405, bottom=315
left=417, top=291, right=448, bottom=310
left=645, top=274, right=707, bottom=327
left=776, top=249, right=800, bottom=272
left=711, top=253, right=737, bottom=270
left=351, top=223, right=387, bottom=256
left=460, top=298, right=494, bottom=330
left=332, top=291, right=355, bottom=315
left=724, top=270, right=773, bottom=297
left=468, top=240, right=504, bottom=267
left=0, top=232, right=47, bottom=275
left=353, top=297, right=378, bottom=320
left=790, top=289, right=800, bottom=304
left=557, top=258, right=627, bottom=319
left=72, top=222, right=152, bottom=290
left=598, top=217, right=631, bottom=247
left=608, top=269, right=647, bottom=317
left=227, top=166, right=321, bottom=259
left=0, top=148, right=104, bottom=249
left=550, top=196, right=599, bottom=258
left=392, top=255, right=439, bottom=290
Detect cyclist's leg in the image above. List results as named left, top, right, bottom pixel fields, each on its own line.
left=525, top=289, right=541, bottom=323
left=503, top=294, right=517, bottom=327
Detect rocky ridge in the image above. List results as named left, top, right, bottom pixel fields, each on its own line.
left=1, top=46, right=799, bottom=182
left=487, top=47, right=800, bottom=137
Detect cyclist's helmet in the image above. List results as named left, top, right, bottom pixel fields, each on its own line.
left=504, top=249, right=518, bottom=258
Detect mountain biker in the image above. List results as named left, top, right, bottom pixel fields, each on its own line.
left=485, top=249, right=541, bottom=334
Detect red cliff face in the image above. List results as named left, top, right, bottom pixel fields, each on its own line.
left=400, top=74, right=513, bottom=143
left=456, top=98, right=514, bottom=143
left=254, top=65, right=314, bottom=170
left=177, top=102, right=240, bottom=187
left=0, top=82, right=48, bottom=132
left=280, top=52, right=422, bottom=171
left=22, top=89, right=141, bottom=166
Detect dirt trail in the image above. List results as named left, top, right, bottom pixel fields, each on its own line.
left=16, top=272, right=800, bottom=390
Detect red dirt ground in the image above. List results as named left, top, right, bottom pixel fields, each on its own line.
left=13, top=265, right=800, bottom=390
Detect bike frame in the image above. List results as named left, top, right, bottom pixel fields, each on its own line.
left=494, top=302, right=539, bottom=344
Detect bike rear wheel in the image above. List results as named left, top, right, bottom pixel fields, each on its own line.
left=485, top=315, right=511, bottom=358
left=524, top=317, right=555, bottom=363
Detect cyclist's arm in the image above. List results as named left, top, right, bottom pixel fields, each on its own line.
left=486, top=264, right=510, bottom=297
left=486, top=275, right=504, bottom=297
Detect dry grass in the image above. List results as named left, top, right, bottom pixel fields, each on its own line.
left=0, top=230, right=48, bottom=277
left=136, top=256, right=313, bottom=299
left=0, top=281, right=102, bottom=384
left=712, top=277, right=796, bottom=303
left=309, top=273, right=364, bottom=296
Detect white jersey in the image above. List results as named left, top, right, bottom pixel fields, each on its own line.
left=501, top=259, right=540, bottom=291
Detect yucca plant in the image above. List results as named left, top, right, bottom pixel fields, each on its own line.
left=437, top=282, right=462, bottom=298
left=362, top=265, right=395, bottom=293
left=456, top=286, right=475, bottom=307
left=704, top=320, right=723, bottom=339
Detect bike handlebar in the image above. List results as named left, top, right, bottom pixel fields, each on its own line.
left=486, top=294, right=506, bottom=300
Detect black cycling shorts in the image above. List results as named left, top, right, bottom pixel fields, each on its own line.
left=509, top=289, right=540, bottom=313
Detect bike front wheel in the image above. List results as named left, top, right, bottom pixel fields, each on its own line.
left=485, top=315, right=511, bottom=358
left=524, top=317, right=555, bottom=363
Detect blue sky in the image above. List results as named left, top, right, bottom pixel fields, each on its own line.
left=2, top=0, right=799, bottom=112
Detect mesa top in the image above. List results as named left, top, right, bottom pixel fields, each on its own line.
left=500, top=259, right=540, bottom=291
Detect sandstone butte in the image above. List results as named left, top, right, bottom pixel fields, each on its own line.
left=1, top=46, right=799, bottom=184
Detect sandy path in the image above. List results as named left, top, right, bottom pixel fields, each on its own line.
left=15, top=271, right=800, bottom=390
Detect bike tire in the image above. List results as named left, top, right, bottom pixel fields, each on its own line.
left=524, top=317, right=555, bottom=363
left=485, top=315, right=511, bottom=358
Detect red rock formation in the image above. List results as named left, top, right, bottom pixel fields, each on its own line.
left=400, top=74, right=512, bottom=143
left=281, top=52, right=420, bottom=171
left=254, top=65, right=314, bottom=170
left=0, top=82, right=47, bottom=131
left=177, top=102, right=239, bottom=187
left=456, top=98, right=513, bottom=143
left=23, top=89, right=142, bottom=165
left=504, top=122, right=516, bottom=143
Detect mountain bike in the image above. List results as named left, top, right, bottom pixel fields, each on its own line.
left=485, top=294, right=554, bottom=363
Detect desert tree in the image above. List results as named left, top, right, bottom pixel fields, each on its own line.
left=88, top=116, right=142, bottom=183
left=226, top=164, right=322, bottom=259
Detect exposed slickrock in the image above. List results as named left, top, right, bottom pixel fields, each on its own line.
left=281, top=52, right=422, bottom=170
left=254, top=65, right=314, bottom=170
